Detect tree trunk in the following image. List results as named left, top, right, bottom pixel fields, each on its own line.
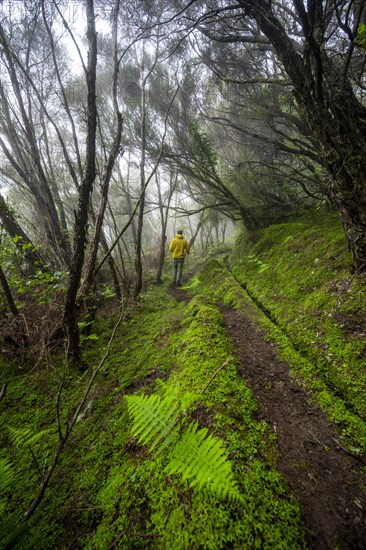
left=237, top=0, right=366, bottom=271
left=0, top=263, right=19, bottom=316
left=156, top=172, right=177, bottom=284
left=156, top=233, right=167, bottom=284
left=63, top=0, right=97, bottom=365
left=78, top=1, right=122, bottom=300
left=134, top=185, right=145, bottom=297
left=106, top=203, right=130, bottom=297
left=189, top=213, right=205, bottom=250
left=318, top=124, right=366, bottom=271
left=134, top=63, right=147, bottom=299
left=78, top=114, right=123, bottom=299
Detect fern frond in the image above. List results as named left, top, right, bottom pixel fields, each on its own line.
left=126, top=385, right=243, bottom=505
left=8, top=426, right=34, bottom=447
left=0, top=457, right=14, bottom=491
left=126, top=392, right=180, bottom=452
left=126, top=385, right=199, bottom=453
left=0, top=456, right=14, bottom=516
left=8, top=426, right=53, bottom=448
left=166, top=421, right=244, bottom=504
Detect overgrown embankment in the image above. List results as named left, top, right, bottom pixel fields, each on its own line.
left=184, top=257, right=366, bottom=548
left=1, top=287, right=306, bottom=548
left=228, top=213, right=366, bottom=455
left=1, top=212, right=366, bottom=549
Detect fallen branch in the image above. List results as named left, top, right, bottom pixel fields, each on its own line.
left=0, top=383, right=7, bottom=401
left=20, top=299, right=125, bottom=524
left=200, top=359, right=230, bottom=394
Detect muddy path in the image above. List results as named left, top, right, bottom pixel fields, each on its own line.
left=168, top=284, right=366, bottom=549
left=221, top=306, right=366, bottom=549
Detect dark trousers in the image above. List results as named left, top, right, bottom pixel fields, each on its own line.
left=173, top=258, right=185, bottom=284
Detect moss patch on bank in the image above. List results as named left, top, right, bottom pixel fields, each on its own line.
left=0, top=283, right=306, bottom=549
left=232, top=214, right=366, bottom=421
left=184, top=212, right=366, bottom=457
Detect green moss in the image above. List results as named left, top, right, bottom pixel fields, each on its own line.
left=4, top=211, right=362, bottom=550
left=193, top=215, right=366, bottom=456
left=80, top=287, right=305, bottom=549
left=0, top=285, right=186, bottom=548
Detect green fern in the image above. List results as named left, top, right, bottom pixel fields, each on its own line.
left=0, top=457, right=14, bottom=516
left=126, top=384, right=196, bottom=452
left=127, top=392, right=181, bottom=452
left=126, top=384, right=243, bottom=504
left=7, top=426, right=53, bottom=448
left=166, top=420, right=242, bottom=503
left=0, top=456, right=14, bottom=490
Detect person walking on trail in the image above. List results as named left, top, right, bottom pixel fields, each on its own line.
left=169, top=230, right=190, bottom=286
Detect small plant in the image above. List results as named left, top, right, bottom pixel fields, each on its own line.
left=126, top=382, right=244, bottom=504
left=356, top=23, right=366, bottom=50
left=0, top=456, right=14, bottom=516
left=102, top=285, right=116, bottom=299
left=247, top=254, right=269, bottom=273
left=78, top=320, right=99, bottom=342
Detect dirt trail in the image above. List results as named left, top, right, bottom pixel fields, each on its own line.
left=222, top=306, right=366, bottom=550
left=169, top=284, right=366, bottom=549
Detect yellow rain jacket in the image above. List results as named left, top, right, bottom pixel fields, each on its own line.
left=169, top=234, right=190, bottom=258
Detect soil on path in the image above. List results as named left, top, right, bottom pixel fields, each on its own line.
left=168, top=284, right=366, bottom=549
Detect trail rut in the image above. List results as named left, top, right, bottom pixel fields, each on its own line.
left=169, top=283, right=366, bottom=549
left=221, top=305, right=366, bottom=550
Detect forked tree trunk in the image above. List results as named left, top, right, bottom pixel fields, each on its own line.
left=303, top=82, right=366, bottom=270
left=63, top=0, right=97, bottom=365
left=78, top=0, right=122, bottom=300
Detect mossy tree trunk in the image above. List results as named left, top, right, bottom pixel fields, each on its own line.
left=236, top=0, right=366, bottom=271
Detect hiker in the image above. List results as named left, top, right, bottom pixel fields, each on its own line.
left=169, top=230, right=190, bottom=286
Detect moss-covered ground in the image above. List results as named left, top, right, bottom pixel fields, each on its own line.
left=1, top=287, right=306, bottom=549
left=228, top=212, right=366, bottom=456
left=1, top=211, right=365, bottom=548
